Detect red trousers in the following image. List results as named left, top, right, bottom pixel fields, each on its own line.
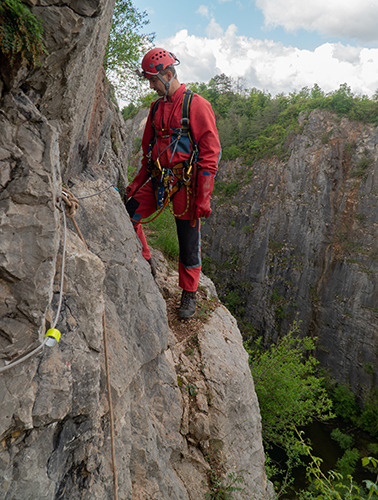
left=126, top=179, right=201, bottom=292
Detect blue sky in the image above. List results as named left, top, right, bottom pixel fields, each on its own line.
left=130, top=0, right=378, bottom=98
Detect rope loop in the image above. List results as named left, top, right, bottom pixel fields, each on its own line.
left=61, top=188, right=79, bottom=218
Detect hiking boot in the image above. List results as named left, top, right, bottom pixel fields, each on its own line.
left=147, top=257, right=157, bottom=278
left=178, top=290, right=196, bottom=319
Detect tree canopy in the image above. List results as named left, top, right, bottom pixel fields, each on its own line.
left=104, top=0, right=154, bottom=103
left=127, top=75, right=378, bottom=162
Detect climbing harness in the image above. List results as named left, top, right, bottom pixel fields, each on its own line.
left=132, top=89, right=198, bottom=224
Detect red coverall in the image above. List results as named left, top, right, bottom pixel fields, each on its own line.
left=126, top=84, right=221, bottom=291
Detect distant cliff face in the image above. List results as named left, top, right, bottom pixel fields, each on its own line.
left=202, top=110, right=378, bottom=396
left=0, top=2, right=270, bottom=499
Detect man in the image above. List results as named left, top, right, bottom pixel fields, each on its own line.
left=125, top=48, right=221, bottom=319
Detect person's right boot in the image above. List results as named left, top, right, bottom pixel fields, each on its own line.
left=147, top=257, right=157, bottom=279
left=178, top=290, right=196, bottom=319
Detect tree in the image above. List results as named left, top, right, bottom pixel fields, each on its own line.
left=104, top=0, right=154, bottom=103
left=245, top=324, right=333, bottom=463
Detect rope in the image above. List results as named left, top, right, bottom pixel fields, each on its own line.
left=0, top=200, right=67, bottom=373
left=102, top=312, right=118, bottom=500
left=168, top=185, right=191, bottom=218
left=1, top=185, right=119, bottom=499
left=76, top=184, right=114, bottom=200
left=61, top=188, right=118, bottom=498
left=130, top=197, right=169, bottom=225
left=61, top=188, right=88, bottom=249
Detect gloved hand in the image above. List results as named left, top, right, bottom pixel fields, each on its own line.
left=125, top=167, right=149, bottom=200
left=193, top=170, right=215, bottom=219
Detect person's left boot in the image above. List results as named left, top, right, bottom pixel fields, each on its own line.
left=178, top=290, right=196, bottom=319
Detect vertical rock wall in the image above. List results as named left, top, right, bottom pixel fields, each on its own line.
left=202, top=110, right=377, bottom=396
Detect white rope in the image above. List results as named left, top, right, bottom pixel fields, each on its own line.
left=0, top=200, right=67, bottom=374
left=76, top=184, right=114, bottom=200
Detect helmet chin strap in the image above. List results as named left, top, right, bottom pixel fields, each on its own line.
left=157, top=71, right=176, bottom=101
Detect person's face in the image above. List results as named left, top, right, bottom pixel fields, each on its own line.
left=148, top=73, right=169, bottom=96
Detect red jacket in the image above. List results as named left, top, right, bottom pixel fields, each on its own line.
left=128, top=84, right=221, bottom=196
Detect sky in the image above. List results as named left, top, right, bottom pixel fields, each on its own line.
left=130, top=0, right=378, bottom=98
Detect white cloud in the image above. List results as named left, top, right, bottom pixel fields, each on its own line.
left=197, top=5, right=210, bottom=17
left=206, top=18, right=224, bottom=38
left=162, top=29, right=378, bottom=96
left=256, top=0, right=378, bottom=43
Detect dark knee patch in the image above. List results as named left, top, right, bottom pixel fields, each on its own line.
left=125, top=197, right=140, bottom=218
left=175, top=219, right=201, bottom=268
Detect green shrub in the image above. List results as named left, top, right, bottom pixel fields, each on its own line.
left=359, top=392, right=378, bottom=438
left=335, top=448, right=360, bottom=477
left=296, top=430, right=372, bottom=499
left=245, top=323, right=333, bottom=452
left=122, top=102, right=139, bottom=121
left=331, top=384, right=360, bottom=420
left=331, top=428, right=354, bottom=450
left=0, top=0, right=47, bottom=67
left=213, top=179, right=239, bottom=198
left=225, top=290, right=243, bottom=314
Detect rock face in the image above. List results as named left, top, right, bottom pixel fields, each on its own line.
left=0, top=3, right=270, bottom=499
left=202, top=110, right=377, bottom=397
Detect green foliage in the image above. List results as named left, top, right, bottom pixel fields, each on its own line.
left=205, top=471, right=244, bottom=499
left=192, top=79, right=378, bottom=163
left=245, top=323, right=334, bottom=454
left=296, top=429, right=372, bottom=499
left=0, top=0, right=47, bottom=67
left=335, top=448, right=360, bottom=477
left=213, top=179, right=239, bottom=198
left=126, top=76, right=378, bottom=160
left=351, top=151, right=374, bottom=179
left=362, top=457, right=378, bottom=499
left=359, top=392, right=378, bottom=438
left=331, top=428, right=354, bottom=450
left=186, top=383, right=198, bottom=396
left=224, top=289, right=244, bottom=315
left=146, top=208, right=179, bottom=259
left=330, top=384, right=360, bottom=421
left=122, top=102, right=139, bottom=120
left=105, top=0, right=154, bottom=102
left=326, top=382, right=378, bottom=438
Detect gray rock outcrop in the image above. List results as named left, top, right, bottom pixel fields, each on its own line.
left=202, top=110, right=377, bottom=397
left=0, top=2, right=270, bottom=499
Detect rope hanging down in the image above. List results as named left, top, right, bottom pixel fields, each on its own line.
left=0, top=185, right=108, bottom=371
left=0, top=183, right=119, bottom=499
left=0, top=198, right=67, bottom=373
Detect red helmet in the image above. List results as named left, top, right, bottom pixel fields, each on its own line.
left=139, top=48, right=180, bottom=78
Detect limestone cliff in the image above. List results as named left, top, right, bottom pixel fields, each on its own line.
left=0, top=2, right=270, bottom=499
left=202, top=111, right=377, bottom=397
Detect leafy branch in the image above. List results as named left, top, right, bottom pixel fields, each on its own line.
left=0, top=0, right=47, bottom=68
